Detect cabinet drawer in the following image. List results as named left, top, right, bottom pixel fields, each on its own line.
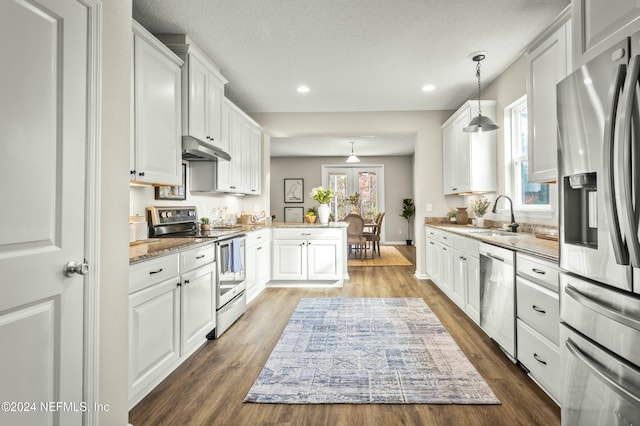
left=426, top=227, right=441, bottom=239
left=130, top=253, right=180, bottom=294
left=181, top=244, right=215, bottom=273
left=273, top=228, right=341, bottom=240
left=438, top=231, right=453, bottom=246
left=516, top=276, right=559, bottom=345
left=450, top=233, right=479, bottom=256
left=247, top=228, right=271, bottom=245
left=516, top=253, right=559, bottom=291
left=516, top=319, right=560, bottom=401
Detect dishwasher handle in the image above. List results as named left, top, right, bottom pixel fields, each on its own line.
left=486, top=253, right=505, bottom=263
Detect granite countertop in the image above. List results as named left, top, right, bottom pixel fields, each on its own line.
left=426, top=224, right=559, bottom=262
left=130, top=221, right=347, bottom=263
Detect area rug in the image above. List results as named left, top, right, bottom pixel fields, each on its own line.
left=244, top=298, right=500, bottom=404
left=347, top=246, right=412, bottom=266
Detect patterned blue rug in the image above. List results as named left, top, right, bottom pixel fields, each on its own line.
left=244, top=298, right=500, bottom=404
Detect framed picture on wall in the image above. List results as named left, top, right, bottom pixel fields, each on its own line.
left=284, top=178, right=304, bottom=203
left=155, top=163, right=187, bottom=200
left=284, top=206, right=304, bottom=223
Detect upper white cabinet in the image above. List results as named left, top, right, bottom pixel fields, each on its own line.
left=162, top=38, right=229, bottom=153
left=442, top=100, right=497, bottom=195
left=573, top=0, right=640, bottom=66
left=131, top=21, right=183, bottom=185
left=190, top=98, right=263, bottom=195
left=526, top=17, right=572, bottom=184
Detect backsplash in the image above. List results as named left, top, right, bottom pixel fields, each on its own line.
left=424, top=216, right=559, bottom=235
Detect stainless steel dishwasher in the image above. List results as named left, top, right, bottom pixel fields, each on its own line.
left=479, top=242, right=516, bottom=360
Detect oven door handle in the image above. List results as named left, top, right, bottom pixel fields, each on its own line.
left=566, top=338, right=640, bottom=406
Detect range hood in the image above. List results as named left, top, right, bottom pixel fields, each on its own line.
left=182, top=136, right=231, bottom=161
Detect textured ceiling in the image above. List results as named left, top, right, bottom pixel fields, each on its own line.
left=132, top=0, right=570, bottom=156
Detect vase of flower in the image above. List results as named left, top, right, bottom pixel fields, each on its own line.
left=310, top=186, right=334, bottom=224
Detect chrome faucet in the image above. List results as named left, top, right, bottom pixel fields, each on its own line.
left=492, top=195, right=519, bottom=232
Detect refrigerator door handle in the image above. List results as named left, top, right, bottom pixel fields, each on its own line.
left=565, top=284, right=640, bottom=330
left=566, top=338, right=640, bottom=406
left=603, top=63, right=628, bottom=265
left=616, top=55, right=640, bottom=268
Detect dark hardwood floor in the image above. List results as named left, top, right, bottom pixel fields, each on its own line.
left=129, top=245, right=560, bottom=426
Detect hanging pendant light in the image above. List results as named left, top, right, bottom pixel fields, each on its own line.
left=463, top=52, right=499, bottom=133
left=346, top=141, right=360, bottom=163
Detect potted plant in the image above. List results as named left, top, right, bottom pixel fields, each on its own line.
left=470, top=197, right=491, bottom=227
left=305, top=206, right=318, bottom=223
left=200, top=217, right=211, bottom=231
left=346, top=192, right=360, bottom=214
left=400, top=198, right=415, bottom=245
left=447, top=208, right=458, bottom=223
left=310, top=186, right=335, bottom=224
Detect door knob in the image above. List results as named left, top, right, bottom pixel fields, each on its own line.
left=64, top=260, right=90, bottom=277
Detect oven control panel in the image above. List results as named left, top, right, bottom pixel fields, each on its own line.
left=148, top=206, right=197, bottom=226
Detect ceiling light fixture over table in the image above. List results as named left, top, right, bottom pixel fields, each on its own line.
left=463, top=52, right=499, bottom=135
left=346, top=141, right=360, bottom=163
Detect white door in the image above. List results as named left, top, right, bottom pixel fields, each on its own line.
left=0, top=1, right=89, bottom=425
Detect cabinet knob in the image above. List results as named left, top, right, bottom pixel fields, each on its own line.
left=138, top=172, right=145, bottom=177
left=184, top=279, right=190, bottom=285
left=130, top=170, right=136, bottom=175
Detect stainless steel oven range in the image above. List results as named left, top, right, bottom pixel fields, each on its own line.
left=147, top=206, right=247, bottom=338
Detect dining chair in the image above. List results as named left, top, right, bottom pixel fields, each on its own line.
left=343, top=213, right=367, bottom=260
left=364, top=212, right=384, bottom=256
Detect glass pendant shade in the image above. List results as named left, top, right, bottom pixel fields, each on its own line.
left=346, top=141, right=360, bottom=163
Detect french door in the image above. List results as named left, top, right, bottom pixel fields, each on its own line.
left=322, top=165, right=385, bottom=221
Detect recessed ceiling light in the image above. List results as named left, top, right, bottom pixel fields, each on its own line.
left=297, top=85, right=310, bottom=93
left=421, top=84, right=435, bottom=92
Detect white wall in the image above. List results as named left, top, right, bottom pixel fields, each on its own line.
left=270, top=155, right=413, bottom=243
left=251, top=111, right=452, bottom=276
left=101, top=1, right=131, bottom=424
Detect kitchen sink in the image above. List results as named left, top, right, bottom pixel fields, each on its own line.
left=468, top=229, right=526, bottom=238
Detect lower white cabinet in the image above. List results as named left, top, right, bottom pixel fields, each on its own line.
left=246, top=228, right=271, bottom=303
left=271, top=228, right=343, bottom=282
left=515, top=253, right=561, bottom=403
left=129, top=243, right=216, bottom=408
left=129, top=254, right=181, bottom=407
left=425, top=227, right=480, bottom=323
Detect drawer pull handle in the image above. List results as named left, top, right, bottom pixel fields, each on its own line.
left=532, top=305, right=546, bottom=314
left=149, top=268, right=163, bottom=275
left=533, top=353, right=547, bottom=365
left=301, top=232, right=312, bottom=236
left=532, top=268, right=546, bottom=275
left=196, top=255, right=206, bottom=259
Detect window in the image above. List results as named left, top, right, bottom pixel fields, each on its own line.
left=506, top=96, right=550, bottom=211
left=322, top=165, right=384, bottom=221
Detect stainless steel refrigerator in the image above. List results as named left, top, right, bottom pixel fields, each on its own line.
left=557, top=33, right=640, bottom=424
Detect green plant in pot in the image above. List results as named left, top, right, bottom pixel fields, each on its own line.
left=400, top=198, right=415, bottom=245
left=200, top=217, right=211, bottom=231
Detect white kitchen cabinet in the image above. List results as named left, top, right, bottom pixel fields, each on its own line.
left=515, top=253, right=561, bottom=403
left=246, top=229, right=272, bottom=303
left=129, top=254, right=181, bottom=407
left=191, top=98, right=262, bottom=195
left=425, top=226, right=480, bottom=324
left=573, top=0, right=640, bottom=66
left=179, top=245, right=216, bottom=357
left=131, top=21, right=183, bottom=185
left=442, top=100, right=497, bottom=195
left=163, top=39, right=228, bottom=153
left=271, top=228, right=343, bottom=282
left=526, top=18, right=572, bottom=183
left=128, top=243, right=216, bottom=408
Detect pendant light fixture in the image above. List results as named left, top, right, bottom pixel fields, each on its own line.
left=346, top=141, right=360, bottom=163
left=463, top=52, right=499, bottom=134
